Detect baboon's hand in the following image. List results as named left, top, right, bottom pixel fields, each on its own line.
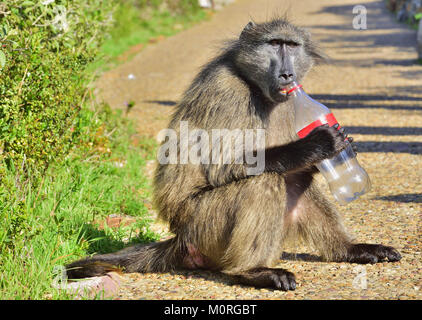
left=335, top=124, right=358, bottom=154
left=304, top=124, right=349, bottom=162
left=346, top=243, right=402, bottom=264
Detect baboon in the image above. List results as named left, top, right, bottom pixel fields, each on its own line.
left=66, top=18, right=401, bottom=291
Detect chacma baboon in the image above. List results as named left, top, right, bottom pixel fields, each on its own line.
left=66, top=18, right=401, bottom=291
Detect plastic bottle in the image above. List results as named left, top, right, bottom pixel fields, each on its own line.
left=285, top=82, right=371, bottom=204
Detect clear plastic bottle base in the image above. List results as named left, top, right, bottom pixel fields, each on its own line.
left=334, top=189, right=368, bottom=205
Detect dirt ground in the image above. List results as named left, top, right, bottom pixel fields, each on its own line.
left=95, top=0, right=422, bottom=299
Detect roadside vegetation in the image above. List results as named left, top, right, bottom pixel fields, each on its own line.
left=386, top=0, right=422, bottom=29
left=0, top=0, right=206, bottom=299
left=93, top=0, right=207, bottom=70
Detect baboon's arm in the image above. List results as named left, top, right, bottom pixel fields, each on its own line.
left=206, top=124, right=348, bottom=187
left=263, top=134, right=332, bottom=174
left=264, top=124, right=351, bottom=175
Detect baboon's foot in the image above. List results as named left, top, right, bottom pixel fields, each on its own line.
left=346, top=243, right=402, bottom=264
left=182, top=243, right=212, bottom=269
left=233, top=267, right=296, bottom=291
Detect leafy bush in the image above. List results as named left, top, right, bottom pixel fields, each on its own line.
left=0, top=0, right=116, bottom=180
left=0, top=0, right=205, bottom=178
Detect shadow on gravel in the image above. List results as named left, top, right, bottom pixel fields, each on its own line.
left=144, top=100, right=177, bottom=106
left=327, top=58, right=420, bottom=68
left=163, top=253, right=324, bottom=290
left=281, top=252, right=322, bottom=262
left=312, top=93, right=422, bottom=102
left=311, top=1, right=417, bottom=50
left=347, top=126, right=422, bottom=135
left=391, top=85, right=422, bottom=96
left=355, top=141, right=422, bottom=154
left=163, top=252, right=324, bottom=291
left=375, top=193, right=422, bottom=203
left=313, top=1, right=396, bottom=30
left=311, top=93, right=422, bottom=111
left=166, top=270, right=236, bottom=288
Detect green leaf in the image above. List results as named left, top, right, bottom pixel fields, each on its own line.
left=415, top=13, right=422, bottom=20
left=21, top=1, right=35, bottom=7
left=0, top=50, right=6, bottom=70
left=0, top=25, right=7, bottom=37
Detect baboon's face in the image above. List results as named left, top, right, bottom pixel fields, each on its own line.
left=254, top=38, right=310, bottom=102
left=235, top=20, right=322, bottom=103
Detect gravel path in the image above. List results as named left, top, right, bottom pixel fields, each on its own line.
left=95, top=0, right=421, bottom=299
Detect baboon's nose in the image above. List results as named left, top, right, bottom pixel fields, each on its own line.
left=279, top=72, right=294, bottom=81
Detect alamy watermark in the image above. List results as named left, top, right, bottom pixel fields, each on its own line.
left=353, top=5, right=368, bottom=30
left=352, top=265, right=368, bottom=289
left=157, top=121, right=266, bottom=176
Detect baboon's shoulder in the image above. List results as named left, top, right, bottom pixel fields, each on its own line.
left=171, top=58, right=250, bottom=128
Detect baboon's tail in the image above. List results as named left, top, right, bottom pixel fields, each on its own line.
left=66, top=238, right=183, bottom=279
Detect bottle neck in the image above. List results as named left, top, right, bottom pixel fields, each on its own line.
left=284, top=81, right=305, bottom=98
left=287, top=83, right=303, bottom=95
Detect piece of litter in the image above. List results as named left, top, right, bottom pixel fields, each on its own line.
left=128, top=74, right=136, bottom=80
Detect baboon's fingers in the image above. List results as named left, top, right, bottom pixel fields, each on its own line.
left=348, top=137, right=358, bottom=153
left=346, top=243, right=402, bottom=264
left=233, top=268, right=296, bottom=291
left=333, top=125, right=350, bottom=142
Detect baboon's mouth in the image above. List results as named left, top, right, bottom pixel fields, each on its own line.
left=279, top=88, right=288, bottom=98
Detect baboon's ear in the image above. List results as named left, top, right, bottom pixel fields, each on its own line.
left=240, top=21, right=256, bottom=39
left=309, top=45, right=331, bottom=65
left=303, top=29, right=331, bottom=64
left=243, top=21, right=256, bottom=30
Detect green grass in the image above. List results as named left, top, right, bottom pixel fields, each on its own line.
left=88, top=2, right=208, bottom=72
left=0, top=107, right=160, bottom=299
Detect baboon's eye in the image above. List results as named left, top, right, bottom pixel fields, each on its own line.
left=268, top=40, right=299, bottom=47
left=285, top=41, right=299, bottom=47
